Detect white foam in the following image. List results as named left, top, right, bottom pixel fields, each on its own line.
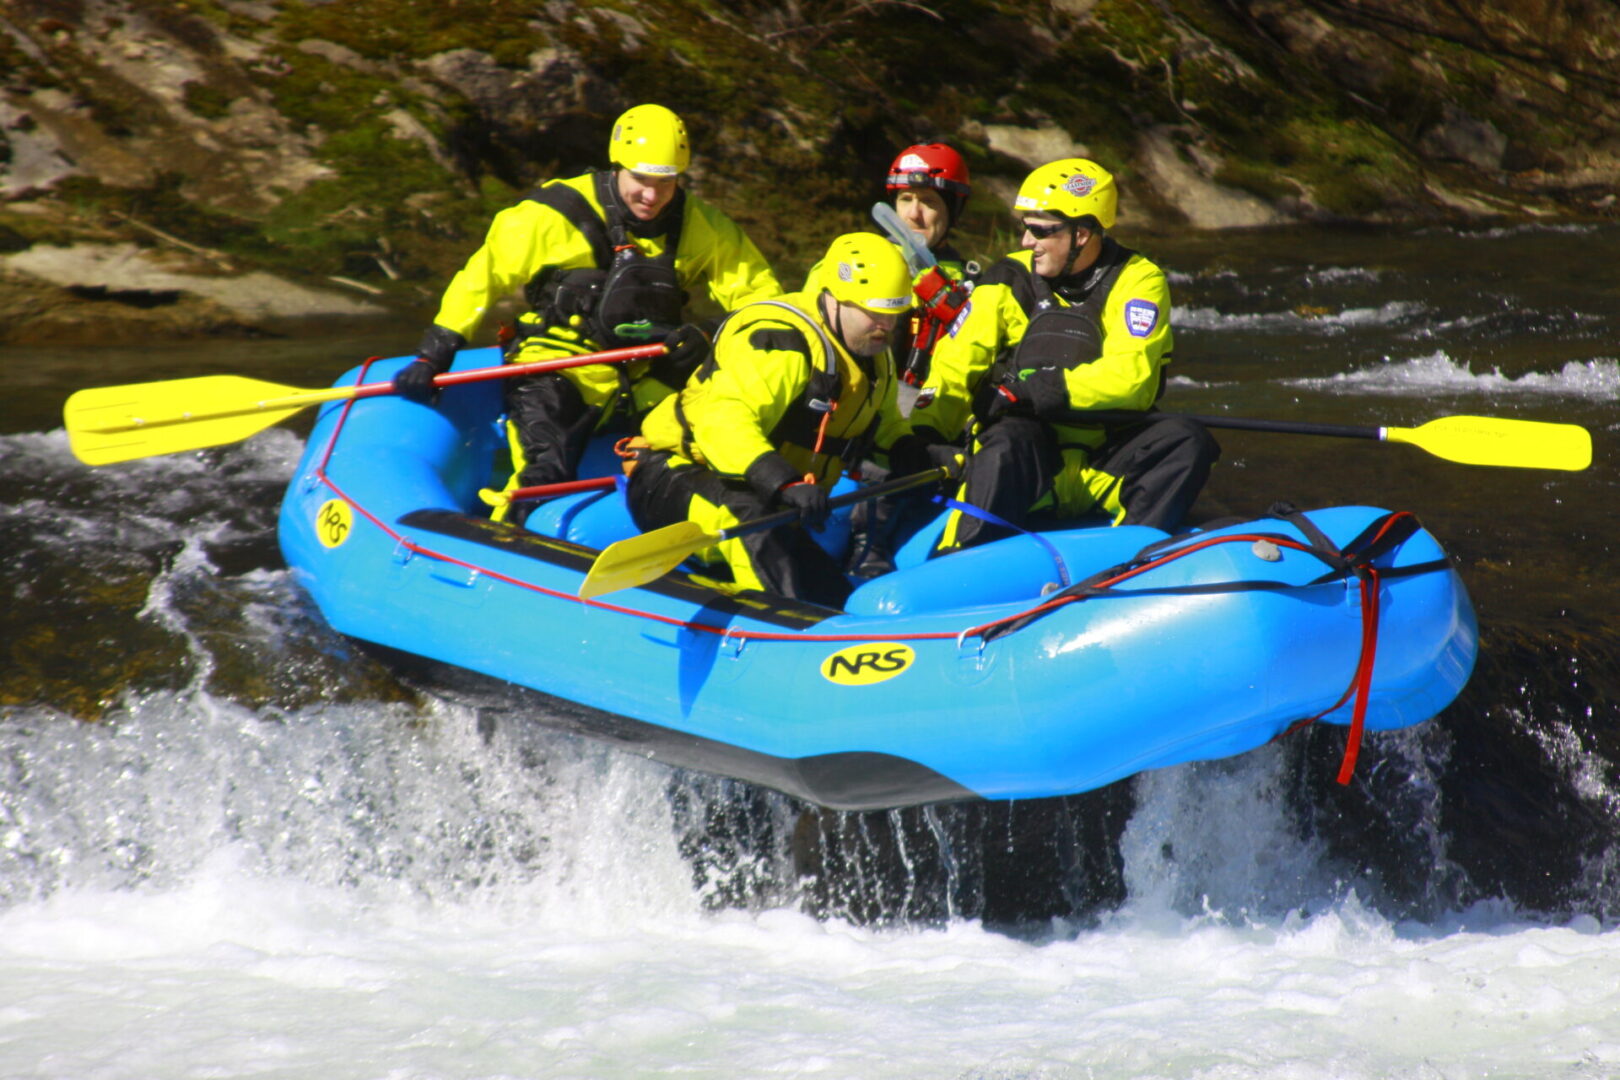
left=1432, top=222, right=1600, bottom=241
left=1174, top=301, right=1424, bottom=334
left=5, top=694, right=1619, bottom=1078
left=1285, top=351, right=1620, bottom=399
left=3, top=856, right=1619, bottom=1078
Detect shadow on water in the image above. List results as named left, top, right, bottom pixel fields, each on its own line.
left=3, top=223, right=1618, bottom=930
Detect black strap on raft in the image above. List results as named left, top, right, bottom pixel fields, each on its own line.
left=977, top=503, right=1449, bottom=785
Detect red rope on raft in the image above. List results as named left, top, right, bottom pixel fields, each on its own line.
left=312, top=361, right=1396, bottom=779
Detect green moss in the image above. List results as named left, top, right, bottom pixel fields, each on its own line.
left=0, top=222, right=29, bottom=254
left=53, top=173, right=261, bottom=250
left=9, top=0, right=1587, bottom=312
left=1269, top=115, right=1423, bottom=215
left=1213, top=160, right=1299, bottom=202
left=248, top=46, right=395, bottom=130
left=256, top=125, right=467, bottom=278
left=0, top=32, right=48, bottom=88
left=273, top=0, right=544, bottom=64
left=182, top=79, right=235, bottom=119
left=1094, top=0, right=1177, bottom=55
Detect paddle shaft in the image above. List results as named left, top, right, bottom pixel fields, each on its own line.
left=279, top=343, right=668, bottom=412
left=714, top=466, right=954, bottom=544
left=70, top=343, right=669, bottom=436
left=1064, top=410, right=1379, bottom=441
left=1052, top=408, right=1590, bottom=470
left=507, top=475, right=618, bottom=503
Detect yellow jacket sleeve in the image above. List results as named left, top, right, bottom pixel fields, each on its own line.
left=430, top=198, right=597, bottom=341
left=676, top=196, right=783, bottom=322
left=1058, top=253, right=1173, bottom=414
left=914, top=265, right=1029, bottom=440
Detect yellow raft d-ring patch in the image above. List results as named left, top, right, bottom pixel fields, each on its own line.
left=316, top=498, right=354, bottom=549
left=820, top=642, right=915, bottom=686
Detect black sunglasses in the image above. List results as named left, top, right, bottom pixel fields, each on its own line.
left=1020, top=219, right=1068, bottom=239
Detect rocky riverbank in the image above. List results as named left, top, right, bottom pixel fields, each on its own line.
left=3, top=0, right=1616, bottom=343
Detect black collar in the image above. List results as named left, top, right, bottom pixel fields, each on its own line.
left=596, top=169, right=687, bottom=239
left=1050, top=237, right=1128, bottom=303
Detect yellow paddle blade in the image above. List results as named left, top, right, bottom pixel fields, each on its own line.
left=1386, top=416, right=1592, bottom=471
left=579, top=520, right=718, bottom=599
left=64, top=376, right=358, bottom=465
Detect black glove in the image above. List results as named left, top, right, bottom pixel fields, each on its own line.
left=776, top=480, right=830, bottom=531
left=394, top=326, right=467, bottom=403
left=986, top=367, right=1068, bottom=423
left=924, top=442, right=965, bottom=479
left=886, top=431, right=963, bottom=480
left=393, top=358, right=440, bottom=403
left=649, top=323, right=711, bottom=388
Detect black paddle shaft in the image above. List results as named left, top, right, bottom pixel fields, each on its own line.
left=1066, top=410, right=1382, bottom=442
left=716, top=466, right=953, bottom=543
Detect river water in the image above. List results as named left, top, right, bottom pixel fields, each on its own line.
left=2, top=222, right=1618, bottom=1078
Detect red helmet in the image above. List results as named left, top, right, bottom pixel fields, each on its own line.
left=886, top=143, right=971, bottom=222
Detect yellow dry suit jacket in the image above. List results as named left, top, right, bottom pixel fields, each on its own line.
left=428, top=171, right=781, bottom=403
left=915, top=242, right=1173, bottom=451
left=639, top=291, right=912, bottom=492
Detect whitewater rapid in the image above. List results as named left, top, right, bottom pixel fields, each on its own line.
left=7, top=219, right=1618, bottom=1078
left=5, top=692, right=1619, bottom=1079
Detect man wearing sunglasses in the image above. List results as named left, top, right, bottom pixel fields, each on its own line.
left=903, top=157, right=1218, bottom=553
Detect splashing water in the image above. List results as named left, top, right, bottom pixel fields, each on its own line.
left=7, top=223, right=1620, bottom=1077
left=1285, top=352, right=1620, bottom=400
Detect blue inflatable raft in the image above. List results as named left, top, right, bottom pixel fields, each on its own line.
left=277, top=350, right=1478, bottom=810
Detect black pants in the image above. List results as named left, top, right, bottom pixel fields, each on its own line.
left=626, top=451, right=853, bottom=609
left=942, top=414, right=1219, bottom=551
left=504, top=372, right=612, bottom=490
left=845, top=464, right=940, bottom=579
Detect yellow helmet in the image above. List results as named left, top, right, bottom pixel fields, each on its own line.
left=608, top=104, right=690, bottom=176
left=820, top=233, right=912, bottom=315
left=1014, top=158, right=1117, bottom=229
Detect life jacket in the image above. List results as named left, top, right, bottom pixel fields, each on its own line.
left=676, top=298, right=887, bottom=484
left=517, top=172, right=688, bottom=350
left=1003, top=238, right=1133, bottom=375
left=967, top=239, right=1166, bottom=424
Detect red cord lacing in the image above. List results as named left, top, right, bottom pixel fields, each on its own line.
left=316, top=359, right=1397, bottom=784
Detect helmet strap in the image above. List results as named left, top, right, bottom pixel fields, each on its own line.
left=1062, top=224, right=1100, bottom=277
left=821, top=289, right=852, bottom=355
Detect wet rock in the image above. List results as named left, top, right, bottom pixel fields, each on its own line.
left=0, top=100, right=79, bottom=198
left=420, top=45, right=620, bottom=133
left=1136, top=127, right=1286, bottom=229
left=0, top=265, right=255, bottom=344
left=0, top=242, right=385, bottom=342
left=978, top=120, right=1089, bottom=169
left=0, top=0, right=1615, bottom=332
left=1419, top=105, right=1509, bottom=171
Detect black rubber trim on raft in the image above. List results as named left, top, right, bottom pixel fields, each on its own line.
left=396, top=508, right=840, bottom=632
left=365, top=642, right=981, bottom=811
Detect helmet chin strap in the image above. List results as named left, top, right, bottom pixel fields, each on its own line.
left=822, top=289, right=853, bottom=355
left=1062, top=224, right=1090, bottom=277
